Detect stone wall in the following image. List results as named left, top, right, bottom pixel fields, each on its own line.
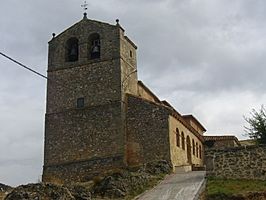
left=204, top=136, right=240, bottom=150
left=125, top=94, right=204, bottom=168
left=44, top=102, right=124, bottom=166
left=205, top=145, right=266, bottom=180
left=46, top=60, right=122, bottom=114
left=43, top=155, right=124, bottom=183
left=43, top=18, right=127, bottom=183
left=120, top=28, right=138, bottom=97
left=137, top=81, right=160, bottom=103
left=43, top=102, right=126, bottom=183
left=209, top=139, right=238, bottom=149
left=48, top=18, right=120, bottom=71
left=126, top=94, right=171, bottom=166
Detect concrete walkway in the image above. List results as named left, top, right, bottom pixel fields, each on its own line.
left=136, top=171, right=206, bottom=200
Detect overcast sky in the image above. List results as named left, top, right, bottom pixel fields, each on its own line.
left=1, top=0, right=266, bottom=186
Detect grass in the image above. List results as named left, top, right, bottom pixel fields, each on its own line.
left=207, top=177, right=266, bottom=196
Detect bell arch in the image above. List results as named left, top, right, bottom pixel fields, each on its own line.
left=88, top=33, right=101, bottom=59
left=65, top=37, right=79, bottom=62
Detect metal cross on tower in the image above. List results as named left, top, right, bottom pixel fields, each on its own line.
left=81, top=1, right=88, bottom=13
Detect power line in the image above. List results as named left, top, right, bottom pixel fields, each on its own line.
left=0, top=51, right=74, bottom=91
left=0, top=52, right=48, bottom=80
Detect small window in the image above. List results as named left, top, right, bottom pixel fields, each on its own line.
left=77, top=97, right=84, bottom=108
left=130, top=50, right=133, bottom=58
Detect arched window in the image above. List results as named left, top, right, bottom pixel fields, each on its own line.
left=186, top=135, right=192, bottom=164
left=181, top=132, right=185, bottom=150
left=88, top=33, right=100, bottom=59
left=66, top=37, right=79, bottom=62
left=196, top=142, right=199, bottom=158
left=199, top=145, right=202, bottom=159
left=192, top=139, right=195, bottom=155
left=176, top=128, right=180, bottom=147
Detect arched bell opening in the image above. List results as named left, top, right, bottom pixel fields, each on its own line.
left=65, top=37, right=79, bottom=62
left=88, top=33, right=101, bottom=59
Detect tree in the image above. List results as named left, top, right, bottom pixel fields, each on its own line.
left=244, top=105, right=266, bottom=144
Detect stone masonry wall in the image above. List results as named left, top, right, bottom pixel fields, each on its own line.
left=48, top=18, right=120, bottom=71
left=43, top=155, right=124, bottom=184
left=46, top=17, right=123, bottom=115
left=44, top=102, right=124, bottom=166
left=43, top=102, right=125, bottom=183
left=46, top=60, right=122, bottom=114
left=205, top=145, right=266, bottom=180
left=126, top=94, right=171, bottom=166
left=43, top=18, right=126, bottom=183
left=205, top=139, right=238, bottom=149
left=137, top=82, right=159, bottom=103
left=120, top=28, right=138, bottom=97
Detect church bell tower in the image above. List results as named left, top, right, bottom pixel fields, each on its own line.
left=42, top=13, right=138, bottom=183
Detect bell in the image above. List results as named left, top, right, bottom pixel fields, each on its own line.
left=92, top=45, right=100, bottom=53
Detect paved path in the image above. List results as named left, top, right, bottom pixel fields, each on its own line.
left=136, top=171, right=206, bottom=200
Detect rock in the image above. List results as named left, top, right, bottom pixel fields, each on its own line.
left=67, top=184, right=91, bottom=200
left=93, top=175, right=127, bottom=198
left=141, top=160, right=172, bottom=175
left=4, top=183, right=75, bottom=200
left=92, top=160, right=170, bottom=199
left=3, top=160, right=170, bottom=200
left=0, top=183, right=12, bottom=192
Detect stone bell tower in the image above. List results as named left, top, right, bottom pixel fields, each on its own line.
left=42, top=13, right=138, bottom=183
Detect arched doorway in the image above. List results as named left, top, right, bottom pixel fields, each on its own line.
left=186, top=136, right=192, bottom=164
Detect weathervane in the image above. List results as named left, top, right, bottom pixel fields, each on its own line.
left=81, top=1, right=88, bottom=13
left=81, top=1, right=88, bottom=18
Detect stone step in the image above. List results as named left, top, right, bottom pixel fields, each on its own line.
left=192, top=165, right=206, bottom=171
left=174, top=165, right=192, bottom=173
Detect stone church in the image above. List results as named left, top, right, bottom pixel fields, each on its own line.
left=42, top=14, right=206, bottom=183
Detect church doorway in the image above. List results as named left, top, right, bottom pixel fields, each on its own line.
left=186, top=136, right=192, bottom=164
